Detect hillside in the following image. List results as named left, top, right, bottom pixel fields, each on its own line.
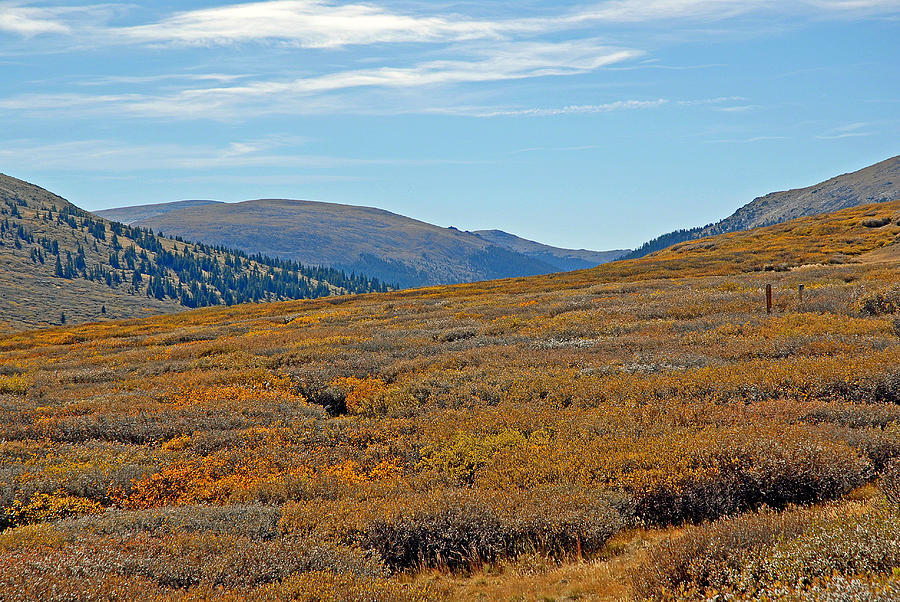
left=602, top=200, right=900, bottom=280
left=0, top=175, right=387, bottom=331
left=96, top=199, right=623, bottom=287
left=2, top=202, right=900, bottom=599
left=626, top=154, right=900, bottom=259
left=473, top=229, right=628, bottom=271
left=96, top=199, right=223, bottom=225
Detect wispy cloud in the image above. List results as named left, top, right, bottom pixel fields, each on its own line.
left=510, top=144, right=603, bottom=154
left=471, top=98, right=668, bottom=117
left=436, top=96, right=746, bottom=118
left=0, top=40, right=643, bottom=118
left=0, top=137, right=476, bottom=171
left=76, top=73, right=252, bottom=86
left=816, top=121, right=875, bottom=139
left=710, top=135, right=790, bottom=143
left=0, top=3, right=120, bottom=37
left=677, top=96, right=747, bottom=106
left=715, top=104, right=760, bottom=112
left=4, top=0, right=898, bottom=47
left=116, top=0, right=515, bottom=48
left=0, top=5, right=69, bottom=35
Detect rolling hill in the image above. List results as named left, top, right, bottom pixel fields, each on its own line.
left=96, top=199, right=625, bottom=287
left=0, top=174, right=387, bottom=331
left=3, top=201, right=900, bottom=600
left=626, top=154, right=900, bottom=259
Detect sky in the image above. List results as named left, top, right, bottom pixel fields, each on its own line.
left=0, top=1, right=898, bottom=250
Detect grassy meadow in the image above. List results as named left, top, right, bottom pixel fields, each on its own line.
left=1, top=201, right=900, bottom=600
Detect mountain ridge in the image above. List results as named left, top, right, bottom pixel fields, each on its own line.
left=97, top=198, right=624, bottom=287
left=625, top=155, right=900, bottom=259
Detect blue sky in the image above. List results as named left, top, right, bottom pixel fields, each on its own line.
left=0, top=1, right=898, bottom=250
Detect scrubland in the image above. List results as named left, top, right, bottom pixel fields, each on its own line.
left=1, top=201, right=900, bottom=600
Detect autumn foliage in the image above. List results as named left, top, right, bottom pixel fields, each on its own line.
left=1, top=201, right=900, bottom=600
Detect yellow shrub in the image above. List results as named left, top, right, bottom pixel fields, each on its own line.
left=0, top=374, right=27, bottom=395
left=419, top=429, right=547, bottom=484
left=2, top=492, right=102, bottom=528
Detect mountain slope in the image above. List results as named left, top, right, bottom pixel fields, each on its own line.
left=626, top=155, right=900, bottom=259
left=98, top=199, right=223, bottom=225
left=98, top=199, right=607, bottom=287
left=473, top=229, right=628, bottom=271
left=0, top=174, right=387, bottom=331
left=600, top=200, right=900, bottom=281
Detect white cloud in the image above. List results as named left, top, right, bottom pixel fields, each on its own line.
left=472, top=99, right=668, bottom=117
left=677, top=96, right=747, bottom=106
left=810, top=0, right=900, bottom=10
left=0, top=40, right=643, bottom=118
left=77, top=73, right=251, bottom=86
left=815, top=121, right=875, bottom=138
left=816, top=132, right=873, bottom=139
left=710, top=135, right=789, bottom=143
left=111, top=0, right=900, bottom=48
left=511, top=144, right=604, bottom=154
left=5, top=0, right=897, bottom=46
left=715, top=105, right=759, bottom=112
left=0, top=5, right=70, bottom=35
left=459, top=95, right=745, bottom=118
left=116, top=0, right=516, bottom=48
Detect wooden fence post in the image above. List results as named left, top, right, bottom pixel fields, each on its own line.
left=798, top=284, right=804, bottom=305
left=766, top=284, right=773, bottom=314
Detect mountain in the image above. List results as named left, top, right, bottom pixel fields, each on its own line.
left=473, top=229, right=628, bottom=271
left=97, top=199, right=223, bottom=225
left=97, top=199, right=624, bottom=287
left=0, top=174, right=387, bottom=331
left=625, top=155, right=900, bottom=259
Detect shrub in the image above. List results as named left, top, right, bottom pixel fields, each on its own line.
left=58, top=504, right=282, bottom=540
left=1, top=491, right=102, bottom=530
left=881, top=460, right=900, bottom=510
left=362, top=487, right=625, bottom=572
left=855, top=286, right=900, bottom=315
left=627, top=428, right=871, bottom=525
left=862, top=216, right=892, bottom=228
left=0, top=532, right=385, bottom=595
left=827, top=424, right=900, bottom=473
left=0, top=374, right=27, bottom=395
left=752, top=506, right=900, bottom=587
left=631, top=506, right=817, bottom=599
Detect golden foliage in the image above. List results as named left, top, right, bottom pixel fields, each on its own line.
left=1, top=202, right=899, bottom=598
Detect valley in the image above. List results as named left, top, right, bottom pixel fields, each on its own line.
left=1, top=200, right=899, bottom=599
